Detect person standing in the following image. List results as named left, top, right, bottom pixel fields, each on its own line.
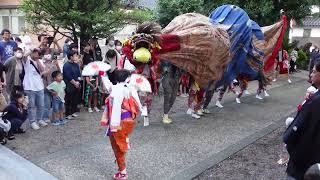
left=63, top=50, right=81, bottom=120
left=309, top=48, right=320, bottom=78
left=284, top=62, right=320, bottom=180
left=290, top=48, right=298, bottom=73
left=4, top=47, right=24, bottom=98
left=161, top=61, right=180, bottom=124
left=23, top=48, right=47, bottom=130
left=41, top=47, right=60, bottom=123
left=47, top=71, right=67, bottom=125
left=0, top=29, right=18, bottom=63
left=82, top=43, right=94, bottom=66
left=89, top=38, right=102, bottom=61
left=63, top=38, right=72, bottom=58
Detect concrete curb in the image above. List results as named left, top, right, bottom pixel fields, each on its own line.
left=0, top=145, right=58, bottom=180
left=170, top=112, right=295, bottom=180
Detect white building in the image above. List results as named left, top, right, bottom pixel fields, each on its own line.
left=289, top=5, right=320, bottom=48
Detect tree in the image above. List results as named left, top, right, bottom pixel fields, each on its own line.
left=156, top=0, right=204, bottom=27
left=20, top=0, right=153, bottom=47
left=203, top=0, right=313, bottom=26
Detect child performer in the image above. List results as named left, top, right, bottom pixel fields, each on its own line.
left=100, top=69, right=146, bottom=180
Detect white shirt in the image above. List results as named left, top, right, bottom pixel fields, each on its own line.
left=23, top=57, right=44, bottom=91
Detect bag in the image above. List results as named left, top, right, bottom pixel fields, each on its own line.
left=19, top=60, right=41, bottom=83
left=0, top=114, right=11, bottom=132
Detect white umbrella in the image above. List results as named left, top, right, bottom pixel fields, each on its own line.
left=82, top=61, right=111, bottom=76
left=129, top=74, right=151, bottom=92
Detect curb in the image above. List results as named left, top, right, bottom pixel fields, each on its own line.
left=170, top=111, right=295, bottom=180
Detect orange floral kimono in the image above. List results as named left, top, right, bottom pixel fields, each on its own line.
left=100, top=83, right=141, bottom=172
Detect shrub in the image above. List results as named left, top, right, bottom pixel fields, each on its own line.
left=296, top=50, right=308, bottom=70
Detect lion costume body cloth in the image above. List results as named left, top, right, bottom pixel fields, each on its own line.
left=159, top=13, right=231, bottom=88
left=210, top=5, right=287, bottom=87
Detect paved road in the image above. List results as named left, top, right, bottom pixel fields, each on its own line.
left=5, top=72, right=309, bottom=180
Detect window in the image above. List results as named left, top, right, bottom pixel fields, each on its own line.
left=0, top=9, right=25, bottom=35
left=303, top=29, right=311, bottom=38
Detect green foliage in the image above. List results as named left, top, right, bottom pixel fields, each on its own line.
left=296, top=49, right=309, bottom=70
left=156, top=0, right=204, bottom=27
left=203, top=0, right=313, bottom=26
left=20, top=0, right=153, bottom=43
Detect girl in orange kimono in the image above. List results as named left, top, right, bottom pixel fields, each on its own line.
left=100, top=70, right=145, bottom=180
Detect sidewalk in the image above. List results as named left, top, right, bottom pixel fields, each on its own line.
left=4, top=72, right=309, bottom=180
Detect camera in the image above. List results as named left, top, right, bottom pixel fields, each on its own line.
left=47, top=36, right=54, bottom=44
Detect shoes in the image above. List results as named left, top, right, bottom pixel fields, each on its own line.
left=288, top=79, right=292, bottom=84
left=197, top=110, right=204, bottom=116
left=0, top=138, right=7, bottom=145
left=216, top=101, right=224, bottom=108
left=30, top=122, right=40, bottom=130
left=181, top=94, right=188, bottom=98
left=113, top=172, right=128, bottom=180
left=191, top=113, right=201, bottom=119
left=72, top=113, right=79, bottom=117
left=44, top=119, right=51, bottom=123
left=243, top=90, right=251, bottom=95
left=162, top=115, right=172, bottom=124
left=38, top=120, right=48, bottom=127
left=202, top=109, right=211, bottom=114
left=272, top=79, right=277, bottom=82
left=16, top=128, right=26, bottom=134
left=52, top=121, right=62, bottom=126
left=59, top=119, right=68, bottom=125
left=256, top=94, right=263, bottom=100
left=236, top=98, right=241, bottom=104
left=66, top=115, right=73, bottom=120
left=88, top=108, right=93, bottom=113
left=264, top=91, right=270, bottom=97
left=6, top=133, right=15, bottom=140
left=94, top=107, right=100, bottom=112
left=186, top=108, right=194, bottom=115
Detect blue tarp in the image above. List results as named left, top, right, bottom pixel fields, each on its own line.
left=209, top=5, right=265, bottom=87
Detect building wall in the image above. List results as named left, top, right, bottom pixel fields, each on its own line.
left=0, top=0, right=21, bottom=7
left=289, top=27, right=320, bottom=47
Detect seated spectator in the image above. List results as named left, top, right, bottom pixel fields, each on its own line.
left=47, top=71, right=67, bottom=126
left=2, top=91, right=27, bottom=140
left=0, top=116, right=11, bottom=145
left=284, top=62, right=320, bottom=179
left=0, top=126, right=6, bottom=145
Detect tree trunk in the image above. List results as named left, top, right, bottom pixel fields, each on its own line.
left=79, top=24, right=91, bottom=54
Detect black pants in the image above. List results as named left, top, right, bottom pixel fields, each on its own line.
left=203, top=81, right=215, bottom=109
left=289, top=60, right=296, bottom=73
left=162, top=75, right=179, bottom=114
left=65, top=89, right=80, bottom=116
left=9, top=118, right=26, bottom=134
